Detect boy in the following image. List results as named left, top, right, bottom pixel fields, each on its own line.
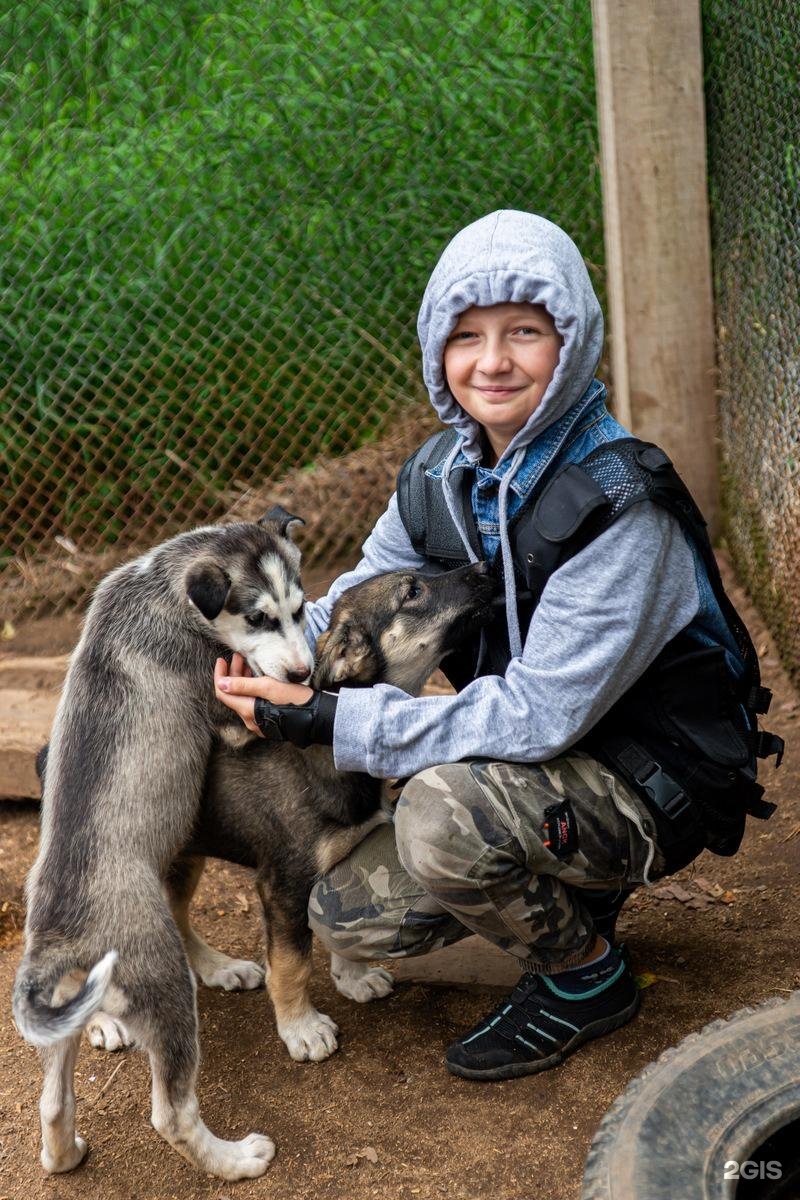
left=216, top=210, right=778, bottom=1080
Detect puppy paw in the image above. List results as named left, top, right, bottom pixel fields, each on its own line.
left=217, top=725, right=258, bottom=751
left=215, top=1132, right=276, bottom=1180
left=86, top=1012, right=134, bottom=1052
left=278, top=1009, right=339, bottom=1062
left=41, top=1133, right=87, bottom=1174
left=198, top=957, right=266, bottom=991
left=331, top=957, right=394, bottom=1003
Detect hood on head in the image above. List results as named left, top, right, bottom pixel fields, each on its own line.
left=416, top=210, right=604, bottom=463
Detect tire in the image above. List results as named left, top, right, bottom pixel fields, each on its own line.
left=582, top=991, right=800, bottom=1199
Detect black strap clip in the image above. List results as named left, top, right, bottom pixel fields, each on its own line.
left=747, top=685, right=773, bottom=714
left=748, top=796, right=778, bottom=820
left=616, top=745, right=691, bottom=822
left=756, top=730, right=785, bottom=767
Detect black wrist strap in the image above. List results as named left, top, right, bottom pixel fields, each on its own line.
left=254, top=690, right=337, bottom=747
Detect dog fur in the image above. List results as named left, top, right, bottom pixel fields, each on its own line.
left=15, top=538, right=494, bottom=1179
left=183, top=560, right=496, bottom=1062
left=91, top=561, right=495, bottom=1063
left=13, top=509, right=314, bottom=1181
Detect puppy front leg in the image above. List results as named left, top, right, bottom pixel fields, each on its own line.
left=329, top=953, right=394, bottom=1003
left=86, top=1010, right=135, bottom=1052
left=257, top=882, right=338, bottom=1062
left=168, top=855, right=265, bottom=992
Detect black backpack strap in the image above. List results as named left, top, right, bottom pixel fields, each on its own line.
left=592, top=441, right=784, bottom=768
left=396, top=428, right=481, bottom=563
left=514, top=462, right=612, bottom=602
left=512, top=436, right=784, bottom=763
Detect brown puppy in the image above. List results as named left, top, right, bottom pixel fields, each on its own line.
left=180, top=560, right=496, bottom=1062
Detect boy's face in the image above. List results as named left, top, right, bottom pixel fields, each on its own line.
left=443, top=302, right=562, bottom=463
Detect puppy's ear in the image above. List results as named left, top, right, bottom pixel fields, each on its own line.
left=185, top=560, right=231, bottom=619
left=313, top=618, right=380, bottom=688
left=259, top=505, right=305, bottom=540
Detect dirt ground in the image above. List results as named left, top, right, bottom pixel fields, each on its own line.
left=1, top=560, right=798, bottom=1200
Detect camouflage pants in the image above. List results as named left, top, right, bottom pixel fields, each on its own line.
left=309, top=754, right=666, bottom=972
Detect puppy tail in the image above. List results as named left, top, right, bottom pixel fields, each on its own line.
left=12, top=950, right=118, bottom=1048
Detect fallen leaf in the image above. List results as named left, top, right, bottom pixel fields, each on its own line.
left=235, top=892, right=250, bottom=914
left=651, top=885, right=678, bottom=901
left=345, top=1146, right=379, bottom=1167
left=652, top=882, right=695, bottom=903
left=694, top=877, right=724, bottom=898
left=1, top=621, right=15, bottom=641
left=635, top=971, right=658, bottom=989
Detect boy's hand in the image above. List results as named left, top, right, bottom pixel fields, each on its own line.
left=214, top=654, right=314, bottom=737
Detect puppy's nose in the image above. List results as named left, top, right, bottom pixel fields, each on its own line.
left=286, top=667, right=310, bottom=685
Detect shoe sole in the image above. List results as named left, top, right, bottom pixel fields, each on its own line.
left=445, top=990, right=641, bottom=1082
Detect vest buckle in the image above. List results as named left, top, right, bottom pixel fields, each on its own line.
left=756, top=730, right=785, bottom=767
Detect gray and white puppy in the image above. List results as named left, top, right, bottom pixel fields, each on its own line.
left=13, top=508, right=313, bottom=1182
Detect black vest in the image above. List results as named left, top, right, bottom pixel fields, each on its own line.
left=397, top=430, right=784, bottom=869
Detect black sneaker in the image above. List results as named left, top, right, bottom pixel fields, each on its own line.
left=445, top=958, right=640, bottom=1081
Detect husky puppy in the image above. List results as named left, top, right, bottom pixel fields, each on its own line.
left=180, top=560, right=496, bottom=1063
left=13, top=508, right=313, bottom=1182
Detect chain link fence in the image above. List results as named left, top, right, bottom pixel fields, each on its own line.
left=703, top=1, right=800, bottom=685
left=1, top=0, right=602, bottom=619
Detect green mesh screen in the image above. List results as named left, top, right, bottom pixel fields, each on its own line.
left=0, top=1, right=602, bottom=618
left=704, top=1, right=800, bottom=684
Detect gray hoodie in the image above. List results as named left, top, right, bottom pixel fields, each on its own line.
left=305, top=211, right=699, bottom=778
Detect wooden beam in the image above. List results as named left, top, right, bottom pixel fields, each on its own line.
left=0, top=656, right=66, bottom=798
left=0, top=689, right=58, bottom=799
left=592, top=0, right=718, bottom=530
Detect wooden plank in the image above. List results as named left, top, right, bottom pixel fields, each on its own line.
left=0, top=654, right=70, bottom=672
left=592, top=0, right=718, bottom=530
left=0, top=654, right=69, bottom=690
left=0, top=688, right=59, bottom=799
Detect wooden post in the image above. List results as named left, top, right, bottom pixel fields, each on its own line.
left=592, top=0, right=718, bottom=530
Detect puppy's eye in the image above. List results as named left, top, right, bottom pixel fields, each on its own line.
left=292, top=603, right=304, bottom=622
left=405, top=581, right=422, bottom=601
left=245, top=613, right=279, bottom=632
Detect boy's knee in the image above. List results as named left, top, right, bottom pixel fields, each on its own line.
left=395, top=763, right=508, bottom=884
left=308, top=855, right=466, bottom=961
left=308, top=875, right=393, bottom=960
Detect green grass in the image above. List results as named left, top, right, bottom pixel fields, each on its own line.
left=1, top=0, right=602, bottom=555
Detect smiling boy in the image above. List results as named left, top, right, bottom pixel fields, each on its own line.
left=443, top=302, right=563, bottom=464
left=216, top=210, right=777, bottom=1080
